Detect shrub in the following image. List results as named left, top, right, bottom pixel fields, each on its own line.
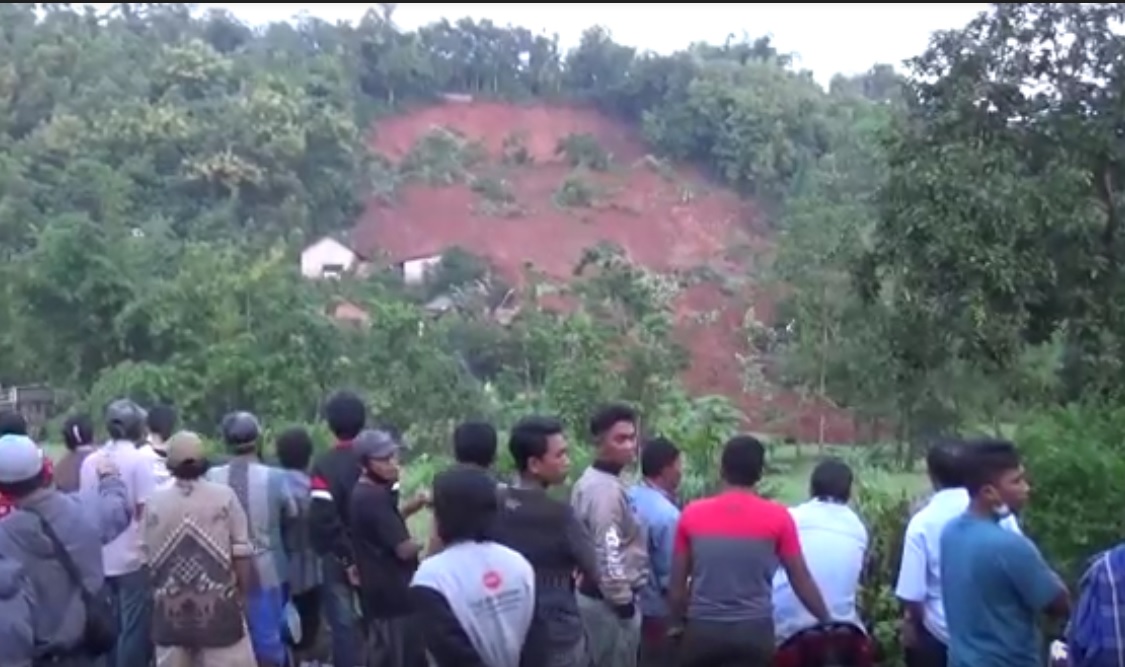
left=1017, top=403, right=1125, bottom=582
left=556, top=133, right=611, bottom=171
left=554, top=171, right=600, bottom=208
left=399, top=126, right=487, bottom=185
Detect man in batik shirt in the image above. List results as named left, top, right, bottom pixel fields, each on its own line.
left=144, top=431, right=257, bottom=667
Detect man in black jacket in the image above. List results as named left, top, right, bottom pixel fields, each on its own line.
left=309, top=390, right=366, bottom=667
left=490, top=415, right=599, bottom=667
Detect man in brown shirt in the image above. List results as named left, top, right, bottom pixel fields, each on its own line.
left=143, top=431, right=257, bottom=667
left=54, top=414, right=96, bottom=493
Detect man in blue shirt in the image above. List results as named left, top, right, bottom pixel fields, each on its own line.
left=940, top=439, right=1069, bottom=667
left=627, top=437, right=682, bottom=667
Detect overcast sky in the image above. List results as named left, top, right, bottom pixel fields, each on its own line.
left=187, top=3, right=988, bottom=84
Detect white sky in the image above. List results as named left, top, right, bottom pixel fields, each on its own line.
left=190, top=3, right=988, bottom=84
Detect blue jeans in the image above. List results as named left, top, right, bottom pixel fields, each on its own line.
left=105, top=567, right=153, bottom=667
left=321, top=559, right=361, bottom=667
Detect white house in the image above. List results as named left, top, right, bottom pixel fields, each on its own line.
left=301, top=236, right=364, bottom=279
left=399, top=254, right=443, bottom=285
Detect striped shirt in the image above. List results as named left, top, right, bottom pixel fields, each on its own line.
left=208, top=460, right=298, bottom=588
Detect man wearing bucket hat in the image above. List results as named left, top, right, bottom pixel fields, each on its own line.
left=0, top=433, right=131, bottom=665
left=144, top=431, right=258, bottom=667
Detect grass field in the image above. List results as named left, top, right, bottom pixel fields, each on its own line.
left=763, top=443, right=929, bottom=503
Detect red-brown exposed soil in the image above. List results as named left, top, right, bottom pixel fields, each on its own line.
left=353, top=101, right=855, bottom=442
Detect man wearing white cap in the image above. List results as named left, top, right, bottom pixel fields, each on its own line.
left=0, top=433, right=132, bottom=665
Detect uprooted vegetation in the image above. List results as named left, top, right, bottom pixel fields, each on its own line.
left=470, top=173, right=523, bottom=218
left=556, top=132, right=612, bottom=171
left=399, top=126, right=487, bottom=185
left=501, top=131, right=533, bottom=166
left=553, top=169, right=603, bottom=208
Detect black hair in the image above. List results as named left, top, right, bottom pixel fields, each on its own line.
left=508, top=416, right=564, bottom=472
left=432, top=466, right=499, bottom=544
left=589, top=403, right=637, bottom=439
left=0, top=411, right=28, bottom=436
left=146, top=404, right=177, bottom=441
left=168, top=459, right=210, bottom=481
left=0, top=469, right=46, bottom=499
left=276, top=427, right=314, bottom=471
left=453, top=420, right=498, bottom=468
left=640, top=437, right=681, bottom=478
left=810, top=457, right=853, bottom=503
left=721, top=435, right=765, bottom=487
left=926, top=439, right=966, bottom=489
left=61, top=414, right=95, bottom=451
left=962, top=439, right=1022, bottom=495
left=323, top=390, right=366, bottom=441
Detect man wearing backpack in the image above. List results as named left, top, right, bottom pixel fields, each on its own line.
left=0, top=433, right=133, bottom=666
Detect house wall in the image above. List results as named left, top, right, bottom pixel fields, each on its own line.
left=401, top=255, right=442, bottom=285
left=300, top=238, right=358, bottom=279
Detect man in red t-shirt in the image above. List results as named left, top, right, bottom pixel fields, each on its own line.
left=669, top=435, right=831, bottom=667
left=0, top=411, right=52, bottom=519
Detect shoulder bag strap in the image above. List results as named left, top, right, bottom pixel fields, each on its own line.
left=24, top=508, right=90, bottom=597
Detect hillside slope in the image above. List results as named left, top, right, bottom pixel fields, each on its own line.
left=353, top=101, right=854, bottom=442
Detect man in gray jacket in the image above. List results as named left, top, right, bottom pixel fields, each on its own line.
left=0, top=556, right=34, bottom=666
left=0, top=433, right=132, bottom=666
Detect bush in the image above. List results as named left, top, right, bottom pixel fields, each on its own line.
left=1017, top=403, right=1125, bottom=582
left=399, top=126, right=487, bottom=185
left=556, top=132, right=611, bottom=171
left=554, top=171, right=600, bottom=208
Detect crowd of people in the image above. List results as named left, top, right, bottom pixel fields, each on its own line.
left=0, top=392, right=1120, bottom=667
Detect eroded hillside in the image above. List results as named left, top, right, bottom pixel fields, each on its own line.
left=353, top=101, right=854, bottom=441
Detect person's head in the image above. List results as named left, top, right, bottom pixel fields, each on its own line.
left=356, top=428, right=401, bottom=484
left=0, top=434, right=47, bottom=499
left=432, top=465, right=499, bottom=546
left=146, top=404, right=177, bottom=446
left=720, top=435, right=765, bottom=488
left=166, top=431, right=210, bottom=480
left=640, top=437, right=682, bottom=492
left=275, top=427, right=314, bottom=472
left=220, top=411, right=261, bottom=455
left=61, top=414, right=95, bottom=451
left=323, top=390, right=366, bottom=442
left=105, top=398, right=147, bottom=443
left=809, top=457, right=853, bottom=503
left=589, top=403, right=639, bottom=466
left=926, top=439, right=966, bottom=490
left=0, top=411, right=27, bottom=437
left=963, top=439, right=1029, bottom=516
left=509, top=415, right=569, bottom=486
left=453, top=420, right=498, bottom=469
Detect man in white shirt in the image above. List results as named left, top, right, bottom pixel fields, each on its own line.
left=138, top=403, right=175, bottom=488
left=895, top=440, right=1024, bottom=667
left=773, top=458, right=868, bottom=642
left=79, top=398, right=158, bottom=667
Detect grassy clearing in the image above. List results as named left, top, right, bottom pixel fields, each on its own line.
left=763, top=443, right=928, bottom=504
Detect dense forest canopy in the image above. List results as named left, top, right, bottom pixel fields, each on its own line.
left=2, top=2, right=1124, bottom=467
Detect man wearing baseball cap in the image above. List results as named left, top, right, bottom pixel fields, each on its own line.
left=0, top=433, right=131, bottom=663
left=350, top=428, right=430, bottom=667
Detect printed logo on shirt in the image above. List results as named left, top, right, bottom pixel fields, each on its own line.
left=483, top=570, right=503, bottom=591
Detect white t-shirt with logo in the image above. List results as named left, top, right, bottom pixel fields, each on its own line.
left=412, top=541, right=535, bottom=667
